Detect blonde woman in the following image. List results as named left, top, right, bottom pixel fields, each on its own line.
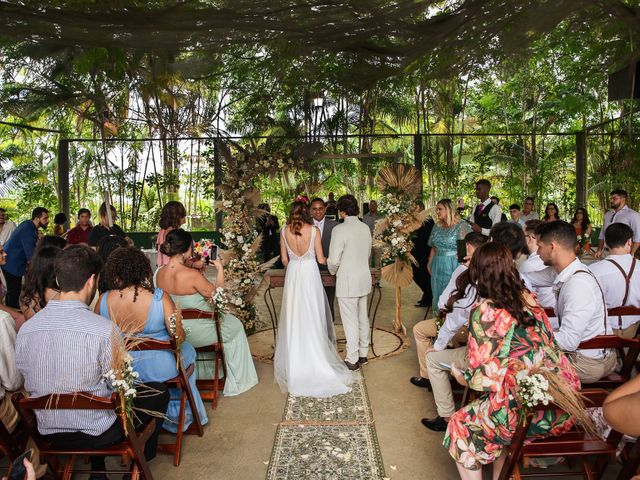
left=427, top=199, right=471, bottom=312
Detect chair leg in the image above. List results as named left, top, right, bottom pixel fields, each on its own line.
left=62, top=455, right=75, bottom=480
left=212, top=353, right=219, bottom=409
left=174, top=390, right=187, bottom=466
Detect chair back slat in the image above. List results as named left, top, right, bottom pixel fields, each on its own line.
left=16, top=392, right=116, bottom=410
left=181, top=308, right=214, bottom=320
left=578, top=335, right=640, bottom=350
left=608, top=305, right=640, bottom=317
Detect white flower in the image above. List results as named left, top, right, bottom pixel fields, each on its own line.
left=236, top=235, right=244, bottom=243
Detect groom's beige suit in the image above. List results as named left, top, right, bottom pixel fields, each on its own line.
left=327, top=216, right=372, bottom=364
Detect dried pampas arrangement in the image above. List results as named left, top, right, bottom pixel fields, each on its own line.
left=374, top=163, right=427, bottom=334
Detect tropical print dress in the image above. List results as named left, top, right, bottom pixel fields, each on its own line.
left=443, top=300, right=580, bottom=470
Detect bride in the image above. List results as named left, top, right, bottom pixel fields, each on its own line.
left=274, top=200, right=353, bottom=397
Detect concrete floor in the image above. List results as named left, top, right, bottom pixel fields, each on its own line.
left=150, top=281, right=621, bottom=480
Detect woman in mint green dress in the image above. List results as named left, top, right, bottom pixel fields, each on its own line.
left=154, top=229, right=258, bottom=396
left=427, top=199, right=471, bottom=312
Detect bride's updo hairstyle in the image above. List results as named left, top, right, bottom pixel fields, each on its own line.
left=287, top=201, right=312, bottom=236
left=159, top=228, right=193, bottom=257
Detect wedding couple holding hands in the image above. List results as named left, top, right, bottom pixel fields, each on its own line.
left=274, top=195, right=373, bottom=397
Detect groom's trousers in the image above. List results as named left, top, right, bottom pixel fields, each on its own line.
left=337, top=295, right=370, bottom=364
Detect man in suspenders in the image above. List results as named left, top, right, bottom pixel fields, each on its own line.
left=590, top=223, right=640, bottom=338
left=526, top=221, right=615, bottom=384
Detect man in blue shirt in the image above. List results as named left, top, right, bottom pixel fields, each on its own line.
left=1, top=207, right=49, bottom=307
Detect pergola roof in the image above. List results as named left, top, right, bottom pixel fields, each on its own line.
left=1, top=0, right=639, bottom=82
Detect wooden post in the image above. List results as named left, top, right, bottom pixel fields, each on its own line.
left=57, top=139, right=70, bottom=229
left=214, top=141, right=223, bottom=230
left=575, top=131, right=587, bottom=209
left=413, top=134, right=424, bottom=200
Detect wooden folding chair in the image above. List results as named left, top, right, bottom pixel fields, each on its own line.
left=577, top=335, right=640, bottom=388
left=134, top=336, right=204, bottom=466
left=12, top=391, right=156, bottom=480
left=182, top=308, right=226, bottom=408
left=497, top=388, right=620, bottom=480
left=608, top=305, right=640, bottom=338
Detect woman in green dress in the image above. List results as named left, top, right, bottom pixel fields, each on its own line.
left=154, top=228, right=258, bottom=396
left=427, top=199, right=471, bottom=312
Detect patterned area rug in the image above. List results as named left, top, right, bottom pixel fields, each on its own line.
left=266, top=372, right=386, bottom=480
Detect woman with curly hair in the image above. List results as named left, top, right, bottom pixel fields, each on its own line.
left=95, top=246, right=208, bottom=432
left=155, top=228, right=258, bottom=396
left=20, top=245, right=63, bottom=320
left=443, top=242, right=579, bottom=479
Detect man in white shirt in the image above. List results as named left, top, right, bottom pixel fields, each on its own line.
left=519, top=219, right=557, bottom=327
left=521, top=196, right=539, bottom=222
left=311, top=197, right=338, bottom=318
left=410, top=232, right=486, bottom=389
left=597, top=189, right=640, bottom=257
left=590, top=223, right=640, bottom=338
left=469, top=179, right=502, bottom=236
left=530, top=221, right=615, bottom=384
left=509, top=204, right=526, bottom=227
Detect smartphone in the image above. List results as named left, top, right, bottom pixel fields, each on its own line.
left=210, top=245, right=219, bottom=261
left=439, top=362, right=452, bottom=371
left=7, top=449, right=33, bottom=480
left=456, top=239, right=467, bottom=263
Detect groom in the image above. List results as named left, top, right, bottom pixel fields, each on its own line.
left=328, top=195, right=372, bottom=371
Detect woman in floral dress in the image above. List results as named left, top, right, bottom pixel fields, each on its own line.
left=427, top=199, right=471, bottom=312
left=444, top=242, right=580, bottom=480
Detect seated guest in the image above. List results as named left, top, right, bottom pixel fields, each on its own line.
left=571, top=207, right=592, bottom=253
left=0, top=308, right=46, bottom=478
left=489, top=221, right=528, bottom=260
left=508, top=204, right=525, bottom=227
left=443, top=242, right=580, bottom=478
left=20, top=245, right=63, bottom=320
left=590, top=223, right=640, bottom=337
left=423, top=222, right=529, bottom=431
left=411, top=232, right=485, bottom=389
left=543, top=202, right=560, bottom=222
left=96, top=247, right=208, bottom=432
left=0, top=243, right=26, bottom=329
left=519, top=220, right=557, bottom=327
left=604, top=375, right=640, bottom=436
left=155, top=229, right=258, bottom=395
left=36, top=234, right=66, bottom=250
left=96, top=235, right=129, bottom=294
left=525, top=221, right=615, bottom=384
left=88, top=202, right=127, bottom=248
left=66, top=208, right=93, bottom=245
left=521, top=196, right=539, bottom=222
left=53, top=213, right=67, bottom=237
left=15, top=245, right=169, bottom=476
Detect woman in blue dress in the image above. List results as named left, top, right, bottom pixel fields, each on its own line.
left=427, top=199, right=471, bottom=312
left=95, top=246, right=208, bottom=433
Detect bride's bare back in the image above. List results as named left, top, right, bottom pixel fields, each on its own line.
left=280, top=223, right=326, bottom=266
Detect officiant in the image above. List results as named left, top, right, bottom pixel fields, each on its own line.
left=310, top=197, right=338, bottom=319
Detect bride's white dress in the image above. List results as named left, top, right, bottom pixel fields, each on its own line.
left=274, top=225, right=353, bottom=397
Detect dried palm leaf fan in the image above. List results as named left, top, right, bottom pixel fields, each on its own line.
left=375, top=163, right=425, bottom=334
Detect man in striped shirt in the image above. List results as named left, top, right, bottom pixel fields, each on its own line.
left=16, top=245, right=169, bottom=478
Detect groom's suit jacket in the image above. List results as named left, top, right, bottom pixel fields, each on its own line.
left=327, top=216, right=372, bottom=298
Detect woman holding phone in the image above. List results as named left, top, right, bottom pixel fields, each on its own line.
left=427, top=199, right=471, bottom=313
